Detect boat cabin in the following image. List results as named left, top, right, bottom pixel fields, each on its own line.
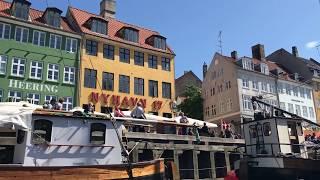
left=0, top=102, right=123, bottom=166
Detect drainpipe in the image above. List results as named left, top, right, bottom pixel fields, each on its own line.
left=76, top=34, right=84, bottom=107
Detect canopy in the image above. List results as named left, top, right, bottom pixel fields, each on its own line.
left=174, top=116, right=218, bottom=128
left=0, top=102, right=41, bottom=129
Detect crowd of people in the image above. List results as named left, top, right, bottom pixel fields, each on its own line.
left=305, top=133, right=320, bottom=144
left=43, top=98, right=64, bottom=110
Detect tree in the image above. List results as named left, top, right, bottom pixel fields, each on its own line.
left=177, top=85, right=203, bottom=120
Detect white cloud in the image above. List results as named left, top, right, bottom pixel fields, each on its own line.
left=306, top=41, right=320, bottom=49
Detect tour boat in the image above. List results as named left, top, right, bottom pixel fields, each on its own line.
left=0, top=102, right=165, bottom=179
left=235, top=97, right=320, bottom=180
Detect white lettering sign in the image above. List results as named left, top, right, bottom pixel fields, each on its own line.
left=8, top=79, right=59, bottom=93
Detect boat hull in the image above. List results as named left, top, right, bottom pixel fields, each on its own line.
left=0, top=159, right=165, bottom=180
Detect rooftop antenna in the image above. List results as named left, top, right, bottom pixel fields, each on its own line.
left=67, top=0, right=71, bottom=6
left=218, top=31, right=223, bottom=55
left=45, top=0, right=49, bottom=7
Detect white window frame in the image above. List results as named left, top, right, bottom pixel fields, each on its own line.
left=288, top=103, right=294, bottom=113
left=15, top=26, right=29, bottom=43
left=0, top=55, right=7, bottom=75
left=63, top=66, right=75, bottom=84
left=29, top=61, right=43, bottom=80
left=302, top=106, right=308, bottom=117
left=45, top=95, right=57, bottom=103
left=309, top=107, right=315, bottom=119
left=66, top=38, right=77, bottom=53
left=0, top=22, right=11, bottom=39
left=261, top=82, right=267, bottom=92
left=260, top=63, right=269, bottom=75
left=8, top=91, right=22, bottom=102
left=32, top=30, right=46, bottom=46
left=27, top=93, right=40, bottom=105
left=242, top=95, right=252, bottom=110
left=252, top=80, right=258, bottom=90
left=295, top=105, right=301, bottom=116
left=63, top=97, right=73, bottom=111
left=47, top=63, right=59, bottom=82
left=11, top=57, right=26, bottom=77
left=49, top=34, right=62, bottom=49
left=242, top=79, right=249, bottom=88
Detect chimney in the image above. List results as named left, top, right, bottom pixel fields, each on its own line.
left=231, top=51, right=238, bottom=60
left=203, top=62, right=208, bottom=79
left=100, top=0, right=116, bottom=19
left=292, top=46, right=299, bottom=57
left=251, top=44, right=265, bottom=61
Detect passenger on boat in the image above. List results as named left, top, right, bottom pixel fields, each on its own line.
left=114, top=106, right=125, bottom=117
left=49, top=98, right=57, bottom=109
left=179, top=112, right=188, bottom=135
left=56, top=98, right=64, bottom=110
left=131, top=102, right=146, bottom=132
left=200, top=122, right=210, bottom=136
left=188, top=128, right=193, bottom=136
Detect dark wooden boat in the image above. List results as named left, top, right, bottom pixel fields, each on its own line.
left=0, top=159, right=165, bottom=180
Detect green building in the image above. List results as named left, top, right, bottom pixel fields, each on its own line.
left=0, top=0, right=81, bottom=110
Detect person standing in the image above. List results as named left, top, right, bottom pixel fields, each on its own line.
left=130, top=102, right=146, bottom=132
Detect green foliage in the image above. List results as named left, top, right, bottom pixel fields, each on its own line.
left=177, top=85, right=203, bottom=120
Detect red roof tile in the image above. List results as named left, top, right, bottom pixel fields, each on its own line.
left=0, top=0, right=77, bottom=34
left=68, top=7, right=174, bottom=55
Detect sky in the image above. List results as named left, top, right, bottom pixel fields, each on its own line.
left=25, top=0, right=320, bottom=80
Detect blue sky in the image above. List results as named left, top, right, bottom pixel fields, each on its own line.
left=27, top=0, right=320, bottom=80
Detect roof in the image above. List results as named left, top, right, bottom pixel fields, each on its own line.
left=175, top=70, right=202, bottom=83
left=0, top=0, right=77, bottom=34
left=68, top=7, right=174, bottom=55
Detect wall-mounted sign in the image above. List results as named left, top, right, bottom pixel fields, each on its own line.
left=8, top=79, right=58, bottom=93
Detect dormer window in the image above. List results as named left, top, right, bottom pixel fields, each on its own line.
left=241, top=58, right=254, bottom=71
left=11, top=0, right=31, bottom=20
left=260, top=63, right=269, bottom=75
left=44, top=8, right=62, bottom=28
left=86, top=17, right=107, bottom=35
left=146, top=35, right=166, bottom=50
left=117, top=27, right=139, bottom=43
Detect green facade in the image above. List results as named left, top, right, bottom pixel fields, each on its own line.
left=0, top=20, right=80, bottom=110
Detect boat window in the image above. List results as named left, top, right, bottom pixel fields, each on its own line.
left=17, top=130, right=26, bottom=144
left=297, top=122, right=303, bottom=136
left=32, top=120, right=52, bottom=144
left=249, top=125, right=257, bottom=138
left=263, top=122, right=271, bottom=136
left=90, top=123, right=106, bottom=145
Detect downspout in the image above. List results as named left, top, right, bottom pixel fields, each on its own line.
left=77, top=34, right=84, bottom=107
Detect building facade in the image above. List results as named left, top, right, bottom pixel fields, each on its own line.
left=0, top=0, right=81, bottom=110
left=67, top=0, right=175, bottom=117
left=267, top=47, right=319, bottom=123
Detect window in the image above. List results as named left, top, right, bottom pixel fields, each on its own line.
left=45, top=95, right=57, bottom=103
left=149, top=80, right=158, bottom=97
left=212, top=105, right=216, bottom=116
left=285, top=84, right=291, bottom=95
left=90, top=123, right=106, bottom=145
left=154, top=36, right=166, bottom=50
left=280, top=102, right=286, bottom=111
left=293, top=88, right=298, bottom=97
left=86, top=40, right=98, bottom=56
left=32, top=120, right=52, bottom=144
left=249, top=125, right=257, bottom=138
left=119, top=75, right=130, bottom=93
left=119, top=28, right=138, bottom=42
left=63, top=97, right=73, bottom=111
left=103, top=44, right=114, bottom=60
left=302, top=106, right=308, bottom=117
left=242, top=59, right=254, bottom=70
left=11, top=57, right=25, bottom=77
left=0, top=89, right=3, bottom=102
left=27, top=93, right=40, bottom=105
left=102, top=72, right=114, bottom=91
left=270, top=84, right=275, bottom=93
left=161, top=57, right=170, bottom=71
left=242, top=95, right=252, bottom=110
left=306, top=89, right=311, bottom=99
left=252, top=81, right=258, bottom=90
left=226, top=98, right=232, bottom=112
left=15, top=26, right=29, bottom=43
left=32, top=30, right=46, bottom=46
left=295, top=105, right=301, bottom=116
left=49, top=34, right=62, bottom=49
left=162, top=82, right=171, bottom=99
left=263, top=122, right=271, bottom=136
left=278, top=83, right=284, bottom=94
left=8, top=91, right=22, bottom=102
left=46, top=10, right=61, bottom=27
left=0, top=23, right=11, bottom=39
left=148, top=55, right=158, bottom=69
left=261, top=82, right=267, bottom=92
left=12, top=1, right=30, bottom=20
left=260, top=63, right=269, bottom=75
left=134, top=51, right=144, bottom=66
left=30, top=61, right=43, bottom=79
left=299, top=87, right=305, bottom=98
left=134, top=77, right=144, bottom=96
left=91, top=19, right=107, bottom=35
left=288, top=103, right=294, bottom=113
left=119, top=48, right=130, bottom=63
left=47, top=64, right=59, bottom=82
left=84, top=69, right=97, bottom=88
left=64, top=66, right=75, bottom=84
left=309, top=107, right=315, bottom=119
left=0, top=55, right=7, bottom=75
left=242, top=79, right=249, bottom=88
left=66, top=38, right=77, bottom=53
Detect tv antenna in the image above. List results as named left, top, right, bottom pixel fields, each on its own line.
left=218, top=31, right=223, bottom=55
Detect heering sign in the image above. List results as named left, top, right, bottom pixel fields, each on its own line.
left=8, top=79, right=58, bottom=93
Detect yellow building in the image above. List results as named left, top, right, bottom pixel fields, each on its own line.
left=67, top=1, right=175, bottom=117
